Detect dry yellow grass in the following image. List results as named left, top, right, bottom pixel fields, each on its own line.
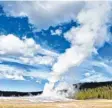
left=0, top=99, right=112, bottom=108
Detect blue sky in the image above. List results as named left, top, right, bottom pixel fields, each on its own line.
left=0, top=1, right=112, bottom=92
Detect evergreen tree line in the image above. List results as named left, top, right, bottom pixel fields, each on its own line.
left=75, top=84, right=112, bottom=100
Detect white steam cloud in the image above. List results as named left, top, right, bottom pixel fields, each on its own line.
left=43, top=2, right=112, bottom=97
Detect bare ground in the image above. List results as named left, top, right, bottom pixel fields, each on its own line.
left=0, top=98, right=112, bottom=108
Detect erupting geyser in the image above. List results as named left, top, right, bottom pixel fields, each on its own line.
left=43, top=2, right=112, bottom=98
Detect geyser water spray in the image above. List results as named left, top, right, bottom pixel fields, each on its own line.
left=43, top=2, right=112, bottom=98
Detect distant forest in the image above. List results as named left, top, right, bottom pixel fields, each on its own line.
left=0, top=91, right=42, bottom=97
left=75, top=81, right=112, bottom=99
left=0, top=81, right=112, bottom=99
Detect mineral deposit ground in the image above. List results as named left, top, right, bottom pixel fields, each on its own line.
left=0, top=98, right=112, bottom=108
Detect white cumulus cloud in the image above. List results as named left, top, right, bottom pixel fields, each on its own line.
left=0, top=34, right=58, bottom=66
left=0, top=64, right=25, bottom=80
left=0, top=1, right=85, bottom=29
left=51, top=29, right=62, bottom=36
left=81, top=73, right=112, bottom=82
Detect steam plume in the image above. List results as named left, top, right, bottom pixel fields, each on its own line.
left=43, top=2, right=112, bottom=96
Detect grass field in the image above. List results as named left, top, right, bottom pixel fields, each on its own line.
left=0, top=99, right=112, bottom=108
